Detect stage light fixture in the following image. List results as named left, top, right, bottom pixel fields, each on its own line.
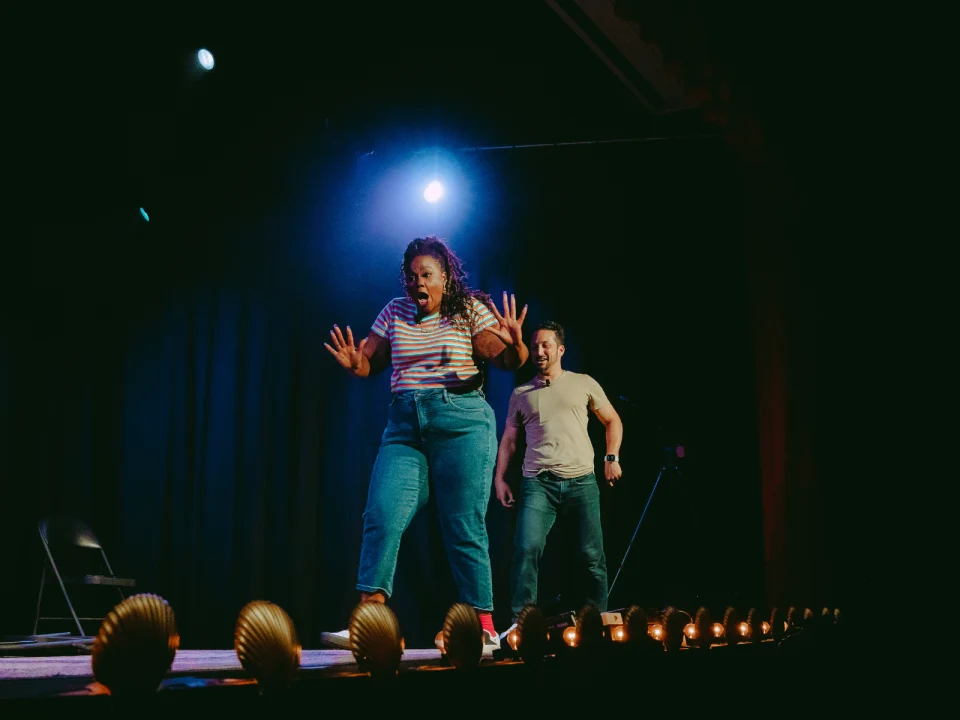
left=543, top=609, right=578, bottom=649
left=619, top=605, right=663, bottom=652
left=600, top=608, right=625, bottom=642
left=786, top=606, right=804, bottom=633
left=623, top=605, right=646, bottom=644
left=505, top=627, right=520, bottom=651
left=348, top=602, right=404, bottom=677
left=576, top=604, right=604, bottom=648
left=660, top=606, right=689, bottom=652
left=563, top=625, right=579, bottom=647
left=722, top=606, right=740, bottom=645
left=234, top=600, right=301, bottom=693
left=197, top=48, right=215, bottom=71
left=769, top=607, right=787, bottom=640
left=423, top=180, right=443, bottom=202
left=692, top=606, right=712, bottom=649
left=816, top=607, right=838, bottom=633
left=438, top=603, right=482, bottom=669
left=746, top=607, right=766, bottom=641
left=515, top=604, right=548, bottom=662
left=91, top=593, right=179, bottom=697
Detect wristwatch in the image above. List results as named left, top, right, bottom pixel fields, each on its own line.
left=604, top=454, right=619, bottom=463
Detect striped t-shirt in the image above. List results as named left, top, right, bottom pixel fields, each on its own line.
left=372, top=296, right=498, bottom=392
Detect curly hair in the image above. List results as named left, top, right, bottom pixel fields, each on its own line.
left=400, top=236, right=493, bottom=328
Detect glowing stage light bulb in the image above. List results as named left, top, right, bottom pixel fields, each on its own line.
left=650, top=623, right=663, bottom=640
left=197, top=49, right=215, bottom=70
left=761, top=621, right=771, bottom=635
left=506, top=628, right=520, bottom=651
left=683, top=622, right=697, bottom=639
left=423, top=180, right=443, bottom=202
left=612, top=626, right=626, bottom=643
left=712, top=623, right=724, bottom=638
left=563, top=626, right=578, bottom=647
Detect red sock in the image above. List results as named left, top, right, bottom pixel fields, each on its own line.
left=478, top=611, right=496, bottom=636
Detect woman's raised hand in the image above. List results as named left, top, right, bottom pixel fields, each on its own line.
left=489, top=292, right=528, bottom=347
left=325, top=325, right=367, bottom=374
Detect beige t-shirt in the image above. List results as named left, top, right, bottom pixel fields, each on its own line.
left=505, top=370, right=610, bottom=479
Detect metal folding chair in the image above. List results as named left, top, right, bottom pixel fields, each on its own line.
left=31, top=517, right=136, bottom=641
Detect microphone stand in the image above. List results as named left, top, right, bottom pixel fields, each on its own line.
left=607, top=397, right=685, bottom=601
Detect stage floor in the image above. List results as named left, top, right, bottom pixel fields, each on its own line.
left=0, top=647, right=448, bottom=699
left=0, top=633, right=870, bottom=711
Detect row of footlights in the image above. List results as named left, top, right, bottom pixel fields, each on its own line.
left=89, top=593, right=846, bottom=696
left=498, top=603, right=845, bottom=658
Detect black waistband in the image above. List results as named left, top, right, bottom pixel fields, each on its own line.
left=447, top=383, right=482, bottom=395
left=534, top=470, right=594, bottom=481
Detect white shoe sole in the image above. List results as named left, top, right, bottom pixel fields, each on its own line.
left=319, top=631, right=352, bottom=650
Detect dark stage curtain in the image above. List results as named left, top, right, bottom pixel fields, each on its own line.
left=743, top=165, right=823, bottom=611
left=0, top=282, right=479, bottom=648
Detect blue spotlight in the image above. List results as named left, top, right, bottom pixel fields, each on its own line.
left=197, top=49, right=215, bottom=71
left=139, top=207, right=150, bottom=222
left=423, top=180, right=443, bottom=203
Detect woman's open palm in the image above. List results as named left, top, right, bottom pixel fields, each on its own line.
left=325, top=325, right=367, bottom=373
left=489, top=292, right=528, bottom=347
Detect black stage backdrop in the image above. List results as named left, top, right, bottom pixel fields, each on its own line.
left=2, top=1, right=862, bottom=650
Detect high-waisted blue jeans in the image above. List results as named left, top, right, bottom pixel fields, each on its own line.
left=357, top=388, right=497, bottom=611
left=509, top=471, right=608, bottom=620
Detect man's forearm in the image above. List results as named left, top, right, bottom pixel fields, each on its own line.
left=605, top=420, right=623, bottom=456
left=494, top=439, right=517, bottom=481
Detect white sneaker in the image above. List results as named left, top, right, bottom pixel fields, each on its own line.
left=319, top=629, right=351, bottom=650
left=482, top=629, right=501, bottom=657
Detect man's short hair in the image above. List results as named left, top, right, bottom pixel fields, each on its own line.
left=534, top=320, right=565, bottom=347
